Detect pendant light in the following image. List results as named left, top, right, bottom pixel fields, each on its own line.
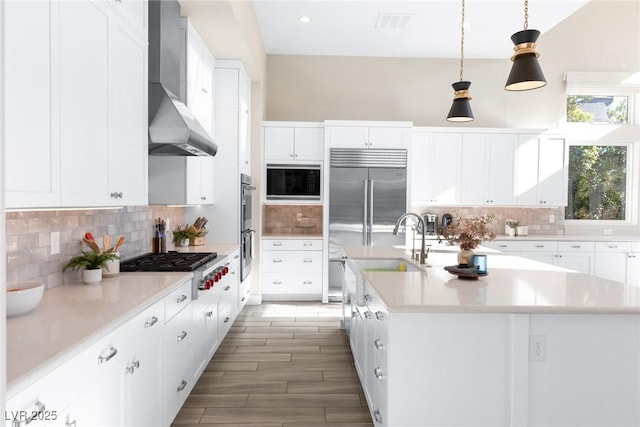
left=505, top=0, right=547, bottom=91
left=446, top=0, right=473, bottom=122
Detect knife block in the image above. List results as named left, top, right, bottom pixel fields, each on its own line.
left=189, top=236, right=205, bottom=246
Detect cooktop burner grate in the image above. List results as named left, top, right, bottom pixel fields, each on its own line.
left=119, top=252, right=218, bottom=272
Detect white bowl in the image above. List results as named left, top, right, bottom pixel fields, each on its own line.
left=6, top=281, right=44, bottom=317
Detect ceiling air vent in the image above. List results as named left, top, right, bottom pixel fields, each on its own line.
left=374, top=13, right=414, bottom=30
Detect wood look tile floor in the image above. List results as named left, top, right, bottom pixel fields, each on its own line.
left=172, top=302, right=373, bottom=427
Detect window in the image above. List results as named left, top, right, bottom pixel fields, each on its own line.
left=567, top=95, right=629, bottom=124
left=565, top=144, right=629, bottom=220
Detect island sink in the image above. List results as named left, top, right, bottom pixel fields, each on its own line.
left=350, top=257, right=421, bottom=272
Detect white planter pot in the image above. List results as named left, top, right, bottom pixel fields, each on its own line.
left=83, top=268, right=102, bottom=284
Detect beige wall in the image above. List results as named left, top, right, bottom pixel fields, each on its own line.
left=265, top=0, right=640, bottom=131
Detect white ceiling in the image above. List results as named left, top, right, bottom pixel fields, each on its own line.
left=252, top=0, right=589, bottom=59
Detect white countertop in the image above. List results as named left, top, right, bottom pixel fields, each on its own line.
left=343, top=245, right=640, bottom=315
left=420, top=234, right=640, bottom=243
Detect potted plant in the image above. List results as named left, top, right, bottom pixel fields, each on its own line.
left=63, top=250, right=119, bottom=284
left=172, top=224, right=196, bottom=247
left=442, top=214, right=497, bottom=265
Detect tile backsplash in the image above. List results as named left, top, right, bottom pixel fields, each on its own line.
left=262, top=204, right=323, bottom=236
left=6, top=206, right=185, bottom=288
left=411, top=206, right=565, bottom=236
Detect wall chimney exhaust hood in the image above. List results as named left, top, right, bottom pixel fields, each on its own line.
left=148, top=0, right=217, bottom=157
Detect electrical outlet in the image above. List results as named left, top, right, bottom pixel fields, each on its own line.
left=549, top=214, right=555, bottom=224
left=529, top=335, right=547, bottom=361
left=51, top=231, right=60, bottom=255
left=603, top=229, right=613, bottom=235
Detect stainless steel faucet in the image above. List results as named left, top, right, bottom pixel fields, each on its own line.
left=393, top=213, right=428, bottom=265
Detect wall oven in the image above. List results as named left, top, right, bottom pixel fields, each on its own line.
left=240, top=174, right=254, bottom=281
left=265, top=164, right=322, bottom=201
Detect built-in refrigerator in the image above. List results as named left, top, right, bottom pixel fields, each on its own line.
left=328, top=148, right=408, bottom=302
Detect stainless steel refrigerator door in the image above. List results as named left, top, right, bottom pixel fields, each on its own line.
left=328, top=167, right=369, bottom=258
left=368, top=168, right=407, bottom=247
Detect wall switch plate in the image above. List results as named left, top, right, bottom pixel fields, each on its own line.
left=51, top=231, right=60, bottom=255
left=529, top=335, right=547, bottom=361
left=549, top=214, right=555, bottom=224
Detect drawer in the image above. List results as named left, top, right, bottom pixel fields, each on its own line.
left=164, top=302, right=193, bottom=372
left=261, top=251, right=323, bottom=273
left=262, top=239, right=323, bottom=251
left=557, top=241, right=595, bottom=252
left=488, top=240, right=558, bottom=252
left=165, top=279, right=193, bottom=322
left=163, top=352, right=194, bottom=426
left=129, top=298, right=165, bottom=342
left=262, top=273, right=323, bottom=295
left=595, top=241, right=632, bottom=252
left=6, top=358, right=75, bottom=427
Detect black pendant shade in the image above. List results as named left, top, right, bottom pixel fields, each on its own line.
left=447, top=81, right=474, bottom=122
left=505, top=29, right=547, bottom=91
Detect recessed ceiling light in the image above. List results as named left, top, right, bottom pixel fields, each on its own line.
left=299, top=16, right=312, bottom=24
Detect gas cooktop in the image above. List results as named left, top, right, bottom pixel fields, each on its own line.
left=119, top=252, right=218, bottom=272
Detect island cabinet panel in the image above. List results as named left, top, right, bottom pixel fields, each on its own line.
left=352, top=281, right=640, bottom=426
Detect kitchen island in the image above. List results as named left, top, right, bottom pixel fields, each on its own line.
left=342, top=245, right=640, bottom=427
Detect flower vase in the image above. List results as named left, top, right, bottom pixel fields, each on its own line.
left=83, top=268, right=103, bottom=284
left=457, top=249, right=474, bottom=266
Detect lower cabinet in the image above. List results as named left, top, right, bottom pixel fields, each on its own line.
left=261, top=238, right=323, bottom=300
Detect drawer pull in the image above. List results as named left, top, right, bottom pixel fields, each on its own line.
left=375, top=311, right=385, bottom=321
left=571, top=245, right=581, bottom=248
left=234, top=254, right=240, bottom=259
left=98, top=346, right=118, bottom=364
left=374, top=409, right=383, bottom=423
left=273, top=258, right=283, bottom=263
left=534, top=245, right=545, bottom=248
left=499, top=244, right=508, bottom=248
left=65, top=420, right=77, bottom=427
left=272, top=280, right=283, bottom=285
left=177, top=294, right=188, bottom=304
left=126, top=359, right=140, bottom=375
left=272, top=242, right=283, bottom=246
left=303, top=258, right=313, bottom=263
left=303, top=280, right=312, bottom=285
left=177, top=379, right=188, bottom=392
left=206, top=311, right=214, bottom=318
left=608, top=245, right=618, bottom=249
left=224, top=316, right=231, bottom=323
left=374, top=367, right=384, bottom=380
left=241, top=297, right=246, bottom=302
left=145, top=316, right=159, bottom=328
left=224, top=285, right=231, bottom=291
left=374, top=338, right=385, bottom=350
left=177, top=331, right=188, bottom=341
left=303, top=242, right=313, bottom=246
left=364, top=311, right=373, bottom=319
left=364, top=294, right=372, bottom=302
left=11, top=400, right=45, bottom=426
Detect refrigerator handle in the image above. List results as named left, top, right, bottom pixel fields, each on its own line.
left=368, top=179, right=375, bottom=246
left=363, top=179, right=368, bottom=246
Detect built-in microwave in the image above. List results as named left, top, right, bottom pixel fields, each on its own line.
left=266, top=164, right=322, bottom=201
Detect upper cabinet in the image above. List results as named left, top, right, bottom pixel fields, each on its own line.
left=325, top=121, right=412, bottom=149
left=149, top=157, right=214, bottom=205
left=186, top=20, right=215, bottom=139
left=5, top=0, right=148, bottom=209
left=411, top=132, right=462, bottom=205
left=515, top=135, right=567, bottom=206
left=263, top=123, right=324, bottom=163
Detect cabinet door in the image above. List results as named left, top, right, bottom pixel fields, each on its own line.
left=556, top=252, right=594, bottom=274
left=460, top=134, right=488, bottom=205
left=627, top=253, right=640, bottom=287
left=108, top=21, right=147, bottom=206
left=595, top=252, right=628, bottom=284
left=264, top=127, right=295, bottom=161
left=515, top=134, right=540, bottom=205
left=187, top=22, right=215, bottom=139
left=59, top=1, right=110, bottom=206
left=107, top=0, right=146, bottom=35
left=294, top=127, right=324, bottom=161
left=429, top=133, right=462, bottom=204
left=185, top=157, right=214, bottom=205
left=5, top=0, right=60, bottom=208
left=410, top=131, right=431, bottom=202
left=486, top=134, right=516, bottom=205
left=538, top=137, right=567, bottom=206
left=239, top=69, right=251, bottom=174
left=368, top=127, right=407, bottom=149
left=327, top=126, right=368, bottom=148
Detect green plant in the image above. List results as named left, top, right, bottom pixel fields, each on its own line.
left=442, top=214, right=496, bottom=250
left=63, top=250, right=119, bottom=271
left=172, top=225, right=196, bottom=244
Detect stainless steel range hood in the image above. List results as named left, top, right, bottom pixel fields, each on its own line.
left=148, top=0, right=217, bottom=157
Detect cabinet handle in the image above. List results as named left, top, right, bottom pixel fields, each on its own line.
left=364, top=311, right=373, bottom=319
left=374, top=339, right=385, bottom=350
left=303, top=280, right=312, bottom=285
left=201, top=196, right=207, bottom=200
left=115, top=0, right=122, bottom=3
left=201, top=88, right=208, bottom=94
left=110, top=191, right=123, bottom=199
left=234, top=254, right=240, bottom=259
left=224, top=317, right=231, bottom=323
left=571, top=245, right=581, bottom=248
left=608, top=245, right=618, bottom=249
left=303, top=258, right=313, bottom=263
left=98, top=346, right=118, bottom=364
left=303, top=242, right=313, bottom=246
left=241, top=297, right=246, bottom=302
left=11, top=400, right=46, bottom=427
left=177, top=331, right=188, bottom=341
left=126, top=359, right=140, bottom=374
left=145, top=316, right=159, bottom=328
left=177, top=294, right=188, bottom=304
left=375, top=311, right=385, bottom=321
left=65, top=420, right=77, bottom=427
left=374, top=367, right=384, bottom=380
left=206, top=311, right=214, bottom=318
left=177, top=379, right=188, bottom=392
left=374, top=409, right=383, bottom=424
left=499, top=244, right=508, bottom=248
left=272, top=258, right=283, bottom=263
left=272, top=242, right=282, bottom=246
left=535, top=245, right=545, bottom=248
left=224, top=285, right=231, bottom=291
left=272, top=280, right=283, bottom=285
left=364, top=294, right=372, bottom=302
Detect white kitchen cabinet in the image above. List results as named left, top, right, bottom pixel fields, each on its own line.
left=515, top=135, right=567, bottom=206
left=460, top=133, right=516, bottom=205
left=192, top=286, right=220, bottom=379
left=263, top=123, right=324, bottom=162
left=486, top=240, right=596, bottom=274
left=594, top=241, right=632, bottom=284
left=325, top=121, right=411, bottom=149
left=106, top=0, right=147, bottom=36
left=627, top=242, right=640, bottom=287
left=148, top=156, right=214, bottom=205
left=411, top=131, right=462, bottom=205
left=261, top=239, right=323, bottom=300
left=4, top=1, right=60, bottom=208
left=58, top=0, right=147, bottom=207
left=186, top=20, right=215, bottom=139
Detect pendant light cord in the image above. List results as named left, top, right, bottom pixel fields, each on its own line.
left=524, top=0, right=529, bottom=30
left=459, top=0, right=465, bottom=81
